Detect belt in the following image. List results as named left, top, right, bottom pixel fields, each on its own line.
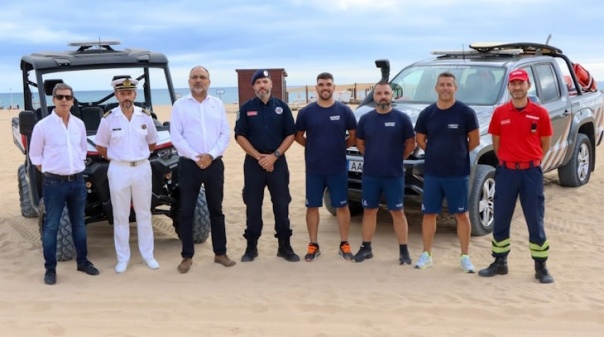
left=111, top=159, right=148, bottom=167
left=44, top=172, right=82, bottom=181
left=499, top=160, right=540, bottom=170
left=259, top=150, right=275, bottom=154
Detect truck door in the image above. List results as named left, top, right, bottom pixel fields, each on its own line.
left=524, top=63, right=572, bottom=171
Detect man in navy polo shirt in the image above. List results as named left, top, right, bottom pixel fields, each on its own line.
left=234, top=69, right=300, bottom=263
left=413, top=71, right=480, bottom=273
left=352, top=81, right=416, bottom=264
left=295, top=72, right=357, bottom=262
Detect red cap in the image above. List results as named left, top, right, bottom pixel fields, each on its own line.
left=508, top=69, right=529, bottom=82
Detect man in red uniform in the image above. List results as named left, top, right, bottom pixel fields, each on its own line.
left=478, top=69, right=554, bottom=284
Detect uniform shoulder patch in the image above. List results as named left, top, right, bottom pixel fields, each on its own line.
left=142, top=108, right=152, bottom=116
left=103, top=110, right=113, bottom=118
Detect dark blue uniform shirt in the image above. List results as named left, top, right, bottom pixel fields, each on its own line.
left=414, top=101, right=478, bottom=177
left=357, top=109, right=415, bottom=177
left=234, top=96, right=296, bottom=152
left=295, top=101, right=357, bottom=175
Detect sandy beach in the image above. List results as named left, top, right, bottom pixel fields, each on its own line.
left=1, top=104, right=603, bottom=337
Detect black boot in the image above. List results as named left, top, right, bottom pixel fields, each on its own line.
left=534, top=260, right=554, bottom=284
left=478, top=256, right=508, bottom=277
left=277, top=237, right=300, bottom=262
left=241, top=239, right=258, bottom=262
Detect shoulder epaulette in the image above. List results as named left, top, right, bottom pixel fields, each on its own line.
left=142, top=108, right=152, bottom=116
left=103, top=110, right=113, bottom=118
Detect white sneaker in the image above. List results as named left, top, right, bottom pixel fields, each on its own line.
left=460, top=255, right=475, bottom=273
left=144, top=258, right=160, bottom=270
left=414, top=251, right=433, bottom=269
left=115, top=261, right=128, bottom=274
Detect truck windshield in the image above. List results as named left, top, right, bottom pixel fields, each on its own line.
left=390, top=65, right=506, bottom=105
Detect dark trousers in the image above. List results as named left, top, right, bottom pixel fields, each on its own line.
left=42, top=175, right=88, bottom=270
left=242, top=155, right=292, bottom=240
left=179, top=157, right=227, bottom=257
left=493, top=166, right=547, bottom=258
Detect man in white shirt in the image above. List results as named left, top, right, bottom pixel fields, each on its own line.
left=29, top=82, right=100, bottom=285
left=171, top=66, right=235, bottom=273
left=95, top=77, right=160, bottom=274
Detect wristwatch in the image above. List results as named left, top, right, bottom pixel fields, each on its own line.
left=274, top=150, right=281, bottom=158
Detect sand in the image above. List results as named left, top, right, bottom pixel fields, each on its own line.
left=0, top=104, right=603, bottom=337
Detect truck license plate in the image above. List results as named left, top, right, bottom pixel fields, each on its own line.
left=348, top=159, right=363, bottom=173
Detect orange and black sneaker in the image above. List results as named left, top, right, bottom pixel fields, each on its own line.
left=339, top=242, right=353, bottom=261
left=304, top=243, right=321, bottom=262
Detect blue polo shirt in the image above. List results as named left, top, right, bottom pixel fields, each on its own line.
left=357, top=109, right=415, bottom=177
left=414, top=101, right=478, bottom=177
left=295, top=101, right=356, bottom=174
left=234, top=96, right=296, bottom=152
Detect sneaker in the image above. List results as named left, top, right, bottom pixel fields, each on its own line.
left=399, top=250, right=412, bottom=265
left=339, top=242, right=353, bottom=261
left=460, top=255, right=475, bottom=273
left=304, top=243, right=321, bottom=262
left=144, top=258, right=160, bottom=270
left=414, top=251, right=433, bottom=269
left=353, top=247, right=373, bottom=263
left=115, top=261, right=128, bottom=274
left=77, top=260, right=100, bottom=275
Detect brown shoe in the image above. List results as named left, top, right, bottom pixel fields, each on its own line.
left=178, top=258, right=193, bottom=274
left=214, top=254, right=236, bottom=267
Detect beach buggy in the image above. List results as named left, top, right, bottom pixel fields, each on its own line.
left=12, top=41, right=211, bottom=261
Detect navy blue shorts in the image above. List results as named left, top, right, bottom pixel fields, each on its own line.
left=306, top=171, right=348, bottom=208
left=361, top=175, right=404, bottom=210
left=422, top=175, right=469, bottom=214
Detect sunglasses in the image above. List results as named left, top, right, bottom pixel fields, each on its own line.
left=54, top=95, right=73, bottom=101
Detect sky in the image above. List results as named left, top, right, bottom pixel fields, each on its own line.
left=1, top=0, right=604, bottom=92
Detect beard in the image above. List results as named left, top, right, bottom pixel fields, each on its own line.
left=254, top=88, right=270, bottom=100
left=378, top=100, right=391, bottom=110
left=320, top=91, right=333, bottom=100
left=120, top=100, right=133, bottom=109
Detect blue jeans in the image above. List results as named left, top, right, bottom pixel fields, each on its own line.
left=42, top=175, right=88, bottom=270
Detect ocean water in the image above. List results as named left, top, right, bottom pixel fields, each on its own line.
left=0, top=86, right=329, bottom=110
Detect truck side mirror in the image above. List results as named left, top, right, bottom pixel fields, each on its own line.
left=19, top=110, right=37, bottom=136
left=528, top=95, right=541, bottom=105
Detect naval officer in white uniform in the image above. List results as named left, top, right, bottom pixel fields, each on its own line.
left=95, top=77, right=160, bottom=273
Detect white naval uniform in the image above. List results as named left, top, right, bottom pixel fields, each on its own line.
left=94, top=106, right=159, bottom=264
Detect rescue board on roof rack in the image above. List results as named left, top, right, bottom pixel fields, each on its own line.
left=431, top=48, right=522, bottom=56
left=469, top=42, right=563, bottom=54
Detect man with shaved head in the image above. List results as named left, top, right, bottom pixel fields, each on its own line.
left=171, top=66, right=235, bottom=273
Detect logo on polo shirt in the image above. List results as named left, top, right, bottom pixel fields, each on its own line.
left=330, top=115, right=340, bottom=121
left=385, top=122, right=396, bottom=127
left=526, top=115, right=539, bottom=120
left=448, top=124, right=459, bottom=129
left=247, top=111, right=258, bottom=116
left=275, top=107, right=283, bottom=114
left=501, top=119, right=511, bottom=125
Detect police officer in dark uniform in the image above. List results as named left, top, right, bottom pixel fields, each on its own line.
left=478, top=69, right=554, bottom=284
left=234, top=69, right=300, bottom=262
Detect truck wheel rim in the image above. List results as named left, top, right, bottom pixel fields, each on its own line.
left=479, top=177, right=495, bottom=227
left=577, top=143, right=590, bottom=181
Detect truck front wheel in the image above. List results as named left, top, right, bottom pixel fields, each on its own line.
left=558, top=133, right=592, bottom=187
left=468, top=165, right=496, bottom=236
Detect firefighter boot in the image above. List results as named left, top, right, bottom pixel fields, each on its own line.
left=277, top=237, right=300, bottom=262
left=478, top=256, right=508, bottom=277
left=241, top=239, right=258, bottom=262
left=534, top=260, right=554, bottom=284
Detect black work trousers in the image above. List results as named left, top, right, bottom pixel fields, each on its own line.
left=242, top=155, right=292, bottom=240
left=179, top=157, right=227, bottom=257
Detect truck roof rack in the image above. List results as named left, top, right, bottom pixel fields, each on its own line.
left=68, top=40, right=122, bottom=52
left=469, top=42, right=563, bottom=55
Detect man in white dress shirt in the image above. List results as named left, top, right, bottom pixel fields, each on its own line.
left=171, top=66, right=235, bottom=273
left=29, top=82, right=100, bottom=285
left=95, top=77, right=160, bottom=274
